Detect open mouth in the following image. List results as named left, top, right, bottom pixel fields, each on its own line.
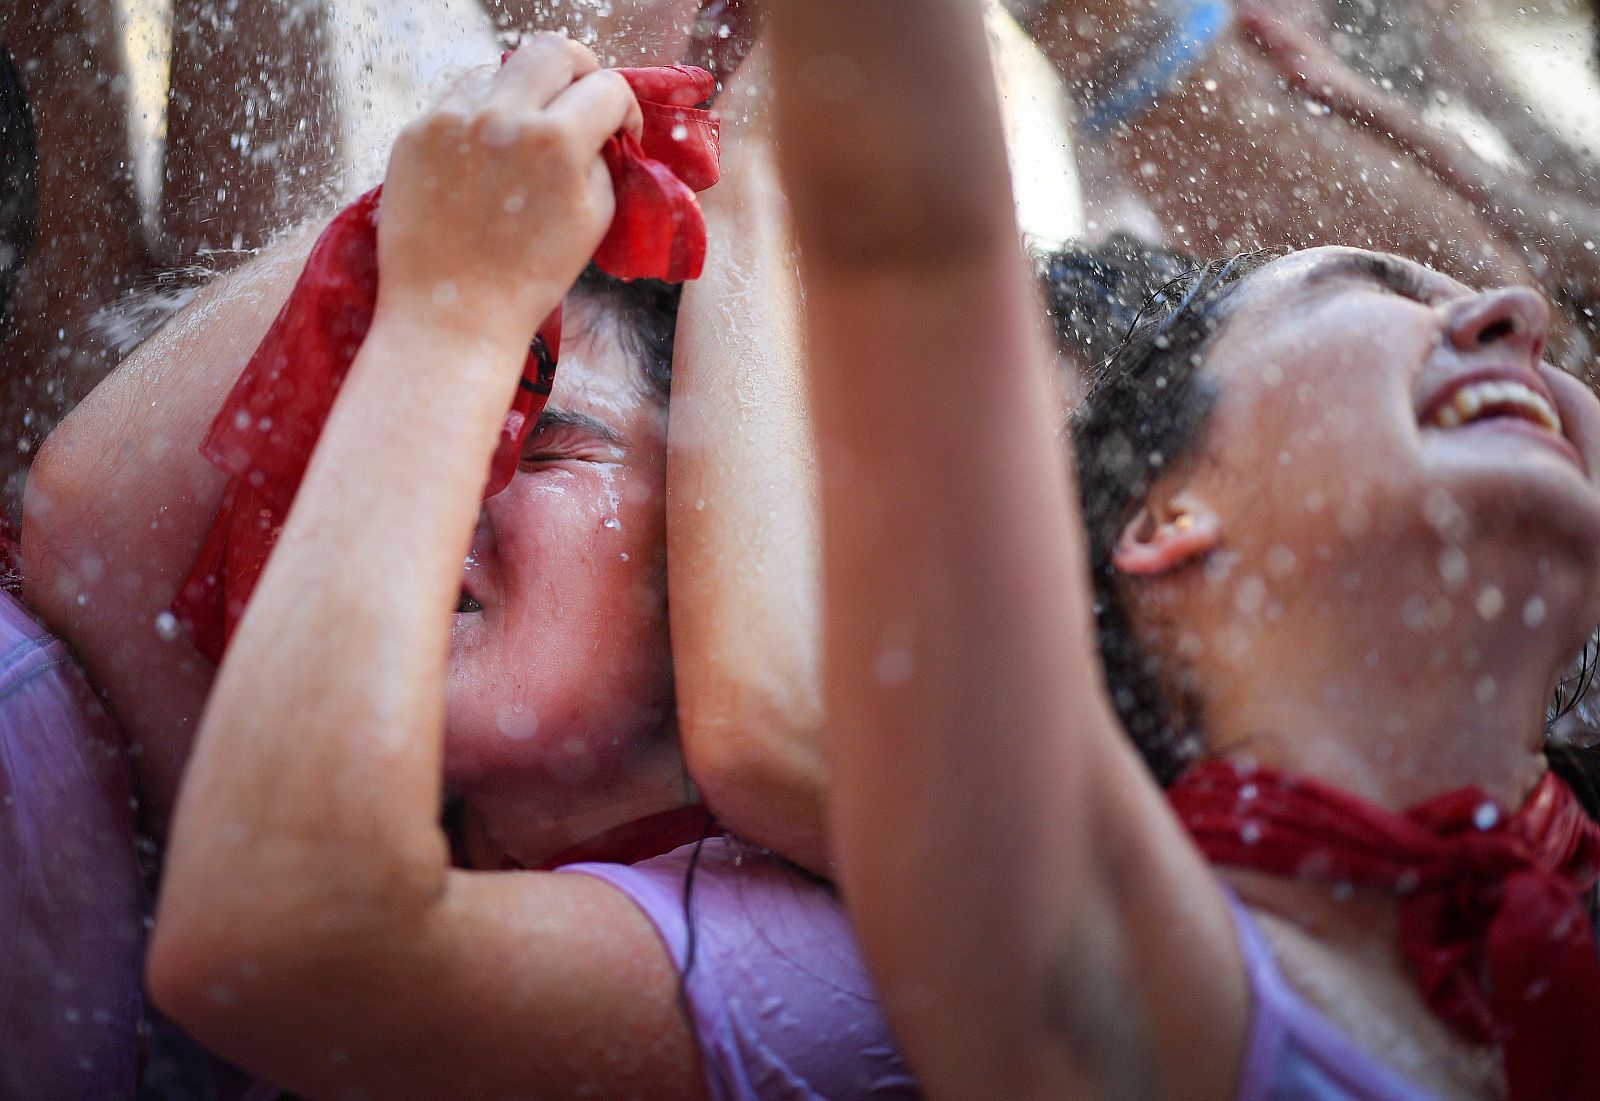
left=1422, top=378, right=1563, bottom=436
left=456, top=590, right=484, bottom=614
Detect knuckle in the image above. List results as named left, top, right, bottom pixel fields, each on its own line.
left=565, top=39, right=600, bottom=70
left=417, top=109, right=470, bottom=141
left=591, top=68, right=630, bottom=98
left=520, top=115, right=567, bottom=154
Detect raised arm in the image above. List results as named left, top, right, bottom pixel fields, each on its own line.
left=147, top=40, right=706, bottom=1100
left=668, top=54, right=829, bottom=874
left=21, top=227, right=321, bottom=835
left=767, top=5, right=1243, bottom=1098
left=1012, top=1, right=1546, bottom=307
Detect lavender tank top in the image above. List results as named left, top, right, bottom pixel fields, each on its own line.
left=0, top=590, right=145, bottom=1100
left=562, top=837, right=922, bottom=1101
left=1226, top=894, right=1449, bottom=1101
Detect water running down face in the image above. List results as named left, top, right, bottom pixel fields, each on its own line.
left=443, top=292, right=673, bottom=799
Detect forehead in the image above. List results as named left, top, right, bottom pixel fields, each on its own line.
left=549, top=295, right=666, bottom=420
left=1237, top=246, right=1469, bottom=306
left=1202, top=247, right=1466, bottom=367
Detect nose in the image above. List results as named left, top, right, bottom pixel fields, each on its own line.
left=1445, top=286, right=1550, bottom=363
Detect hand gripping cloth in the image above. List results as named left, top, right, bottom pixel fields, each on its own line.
left=174, top=65, right=719, bottom=663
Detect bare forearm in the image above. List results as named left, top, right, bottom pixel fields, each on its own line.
left=769, top=2, right=1115, bottom=1090
left=159, top=310, right=523, bottom=925
left=670, top=125, right=828, bottom=872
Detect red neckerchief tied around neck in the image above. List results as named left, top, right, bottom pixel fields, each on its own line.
left=1170, top=761, right=1600, bottom=1101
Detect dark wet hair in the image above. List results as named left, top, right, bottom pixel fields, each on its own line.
left=573, top=265, right=680, bottom=396
left=1046, top=239, right=1276, bottom=784
left=1044, top=238, right=1600, bottom=816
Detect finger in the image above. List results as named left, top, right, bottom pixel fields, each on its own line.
left=431, top=64, right=499, bottom=114
left=493, top=33, right=601, bottom=111
left=547, top=68, right=643, bottom=150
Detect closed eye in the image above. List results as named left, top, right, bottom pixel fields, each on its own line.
left=1307, top=252, right=1437, bottom=304
left=519, top=409, right=626, bottom=467
left=1351, top=254, right=1432, bottom=303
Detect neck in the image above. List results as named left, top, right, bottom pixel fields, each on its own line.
left=1197, top=578, right=1576, bottom=812
left=457, top=734, right=696, bottom=868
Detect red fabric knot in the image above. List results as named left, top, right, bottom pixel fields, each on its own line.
left=1170, top=760, right=1600, bottom=1101
left=173, top=65, right=720, bottom=663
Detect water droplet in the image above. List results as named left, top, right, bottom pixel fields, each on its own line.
left=154, top=612, right=180, bottom=642
left=1438, top=547, right=1468, bottom=588
left=1476, top=585, right=1504, bottom=621
left=1473, top=802, right=1501, bottom=830
left=1522, top=597, right=1547, bottom=628
left=495, top=704, right=538, bottom=740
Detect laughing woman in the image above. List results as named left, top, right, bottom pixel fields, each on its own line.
left=768, top=2, right=1600, bottom=1100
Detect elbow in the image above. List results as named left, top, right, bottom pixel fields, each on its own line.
left=146, top=889, right=371, bottom=1059
left=146, top=921, right=231, bottom=1038
left=682, top=674, right=826, bottom=798
left=682, top=687, right=832, bottom=872
left=147, top=829, right=450, bottom=1055
left=19, top=421, right=95, bottom=633
left=145, top=906, right=291, bottom=1054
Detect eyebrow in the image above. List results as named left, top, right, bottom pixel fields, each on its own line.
left=531, top=406, right=625, bottom=448
left=1303, top=252, right=1427, bottom=296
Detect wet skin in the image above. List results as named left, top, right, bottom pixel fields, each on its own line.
left=1196, top=247, right=1600, bottom=594
left=442, top=297, right=677, bottom=860
left=1124, top=246, right=1600, bottom=807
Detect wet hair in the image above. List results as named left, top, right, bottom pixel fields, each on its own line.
left=1549, top=635, right=1600, bottom=820
left=572, top=265, right=681, bottom=396
left=1045, top=239, right=1600, bottom=816
left=1046, top=239, right=1276, bottom=784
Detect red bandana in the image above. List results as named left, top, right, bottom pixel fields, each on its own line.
left=1170, top=761, right=1600, bottom=1101
left=173, top=65, right=720, bottom=662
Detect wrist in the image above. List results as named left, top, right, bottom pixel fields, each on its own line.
left=373, top=276, right=561, bottom=354
left=350, top=309, right=528, bottom=438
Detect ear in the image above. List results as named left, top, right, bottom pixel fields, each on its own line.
left=1112, top=491, right=1220, bottom=576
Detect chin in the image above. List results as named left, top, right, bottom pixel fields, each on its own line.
left=1430, top=440, right=1600, bottom=561
left=1428, top=480, right=1600, bottom=637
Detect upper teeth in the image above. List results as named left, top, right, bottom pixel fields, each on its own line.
left=1428, top=379, right=1562, bottom=434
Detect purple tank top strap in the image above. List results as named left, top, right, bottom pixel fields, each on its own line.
left=1219, top=889, right=1450, bottom=1101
